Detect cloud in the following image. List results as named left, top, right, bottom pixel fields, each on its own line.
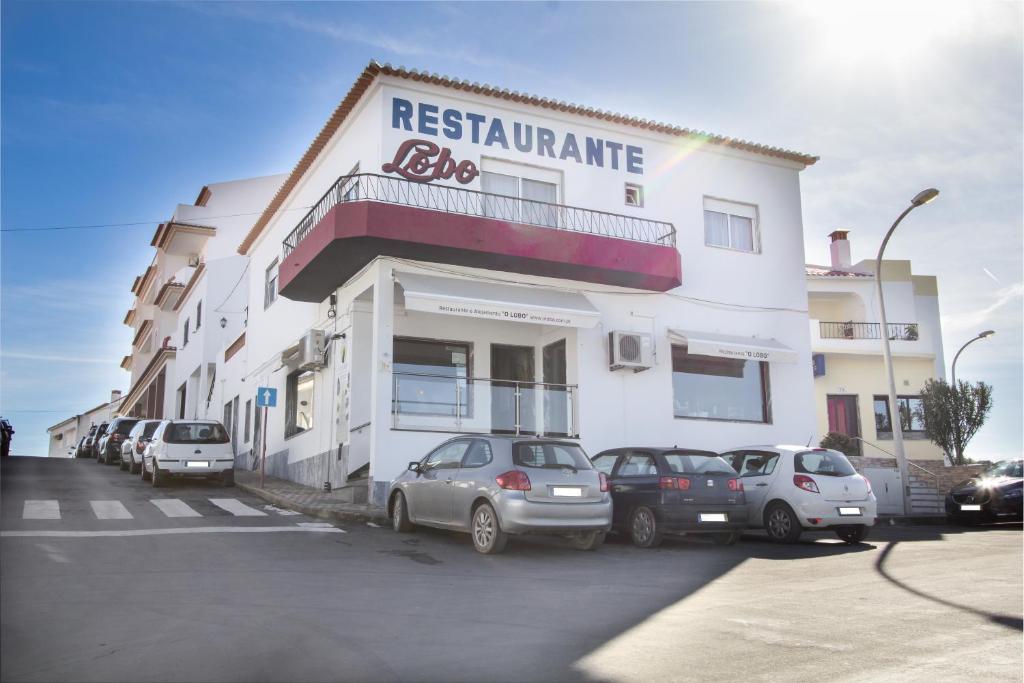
left=0, top=351, right=117, bottom=364
left=941, top=282, right=1023, bottom=336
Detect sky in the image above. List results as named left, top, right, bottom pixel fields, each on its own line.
left=1, top=1, right=1021, bottom=460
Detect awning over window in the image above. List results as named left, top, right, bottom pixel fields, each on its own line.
left=396, top=271, right=600, bottom=328
left=668, top=328, right=798, bottom=364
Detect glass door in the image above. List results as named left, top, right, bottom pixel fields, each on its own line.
left=543, top=339, right=568, bottom=436
left=491, top=344, right=535, bottom=434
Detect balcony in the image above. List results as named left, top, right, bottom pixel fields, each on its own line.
left=819, top=321, right=919, bottom=341
left=392, top=372, right=578, bottom=438
left=279, top=174, right=682, bottom=302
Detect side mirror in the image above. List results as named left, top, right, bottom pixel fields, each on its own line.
left=408, top=461, right=421, bottom=474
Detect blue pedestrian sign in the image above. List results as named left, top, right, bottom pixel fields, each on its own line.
left=256, top=387, right=277, bottom=408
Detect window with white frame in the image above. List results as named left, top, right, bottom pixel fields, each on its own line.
left=480, top=160, right=560, bottom=228
left=264, top=259, right=279, bottom=309
left=625, top=183, right=644, bottom=207
left=703, top=197, right=758, bottom=253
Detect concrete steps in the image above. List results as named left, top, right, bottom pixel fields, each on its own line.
left=908, top=474, right=943, bottom=514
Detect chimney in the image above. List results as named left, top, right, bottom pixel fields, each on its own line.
left=110, top=390, right=122, bottom=404
left=828, top=230, right=852, bottom=270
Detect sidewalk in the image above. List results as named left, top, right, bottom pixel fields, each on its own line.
left=234, top=470, right=387, bottom=525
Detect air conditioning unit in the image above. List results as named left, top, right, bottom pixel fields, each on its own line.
left=608, top=331, right=653, bottom=372
left=299, top=329, right=327, bottom=370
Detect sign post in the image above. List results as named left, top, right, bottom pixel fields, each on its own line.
left=256, top=387, right=277, bottom=489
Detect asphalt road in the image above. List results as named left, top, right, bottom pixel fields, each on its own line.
left=2, top=456, right=1021, bottom=683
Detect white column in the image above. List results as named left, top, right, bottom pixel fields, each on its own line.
left=367, top=263, right=395, bottom=507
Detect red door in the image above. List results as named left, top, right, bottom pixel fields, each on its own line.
left=827, top=395, right=860, bottom=438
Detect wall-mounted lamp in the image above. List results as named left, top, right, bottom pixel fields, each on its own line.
left=219, top=317, right=227, bottom=329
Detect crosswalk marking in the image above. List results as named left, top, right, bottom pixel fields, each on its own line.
left=150, top=499, right=202, bottom=518
left=90, top=500, right=133, bottom=520
left=23, top=500, right=60, bottom=520
left=2, top=526, right=345, bottom=538
left=208, top=498, right=267, bottom=517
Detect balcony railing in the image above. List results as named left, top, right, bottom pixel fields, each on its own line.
left=819, top=321, right=919, bottom=341
left=392, top=372, right=578, bottom=437
left=283, top=173, right=676, bottom=257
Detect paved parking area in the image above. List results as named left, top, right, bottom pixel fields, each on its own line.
left=2, top=457, right=1021, bottom=682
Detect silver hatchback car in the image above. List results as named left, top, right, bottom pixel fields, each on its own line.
left=388, top=436, right=613, bottom=554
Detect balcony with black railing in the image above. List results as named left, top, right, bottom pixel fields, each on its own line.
left=277, top=173, right=682, bottom=302
left=819, top=321, right=920, bottom=341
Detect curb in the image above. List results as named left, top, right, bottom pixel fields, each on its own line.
left=878, top=514, right=949, bottom=526
left=236, top=479, right=388, bottom=525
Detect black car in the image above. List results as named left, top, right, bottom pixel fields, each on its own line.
left=98, top=418, right=140, bottom=465
left=591, top=447, right=746, bottom=547
left=91, top=422, right=110, bottom=460
left=946, top=459, right=1023, bottom=524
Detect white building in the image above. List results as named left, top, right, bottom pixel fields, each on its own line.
left=46, top=390, right=123, bottom=457
left=217, top=61, right=820, bottom=507
left=807, top=230, right=946, bottom=462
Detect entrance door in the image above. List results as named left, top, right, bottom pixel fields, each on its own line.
left=491, top=344, right=535, bottom=434
left=542, top=339, right=568, bottom=437
left=223, top=400, right=235, bottom=455
left=826, top=395, right=861, bottom=454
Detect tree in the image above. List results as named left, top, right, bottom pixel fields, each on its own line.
left=918, top=379, right=993, bottom=466
left=820, top=431, right=859, bottom=458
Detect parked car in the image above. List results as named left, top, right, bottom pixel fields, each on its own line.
left=91, top=422, right=110, bottom=460
left=120, top=419, right=161, bottom=474
left=720, top=446, right=877, bottom=544
left=945, top=459, right=1023, bottom=524
left=74, top=436, right=88, bottom=458
left=97, top=418, right=140, bottom=465
left=590, top=447, right=746, bottom=547
left=82, top=426, right=98, bottom=458
left=388, top=436, right=612, bottom=554
left=141, top=420, right=236, bottom=487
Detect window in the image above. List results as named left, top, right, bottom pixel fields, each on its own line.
left=480, top=170, right=559, bottom=227
left=244, top=399, right=252, bottom=443
left=703, top=197, right=758, bottom=253
left=730, top=452, right=780, bottom=477
left=285, top=370, right=314, bottom=438
left=625, top=183, right=644, bottom=207
left=672, top=346, right=770, bottom=423
left=196, top=300, right=202, bottom=330
left=423, top=441, right=470, bottom=470
left=183, top=319, right=190, bottom=347
left=590, top=453, right=619, bottom=475
left=662, top=451, right=736, bottom=475
left=265, top=259, right=279, bottom=309
left=873, top=395, right=925, bottom=436
left=513, top=442, right=593, bottom=470
left=393, top=338, right=471, bottom=417
left=165, top=422, right=230, bottom=444
left=617, top=452, right=658, bottom=477
left=795, top=450, right=857, bottom=477
left=461, top=440, right=493, bottom=468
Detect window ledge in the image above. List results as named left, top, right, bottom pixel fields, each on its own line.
left=674, top=415, right=771, bottom=425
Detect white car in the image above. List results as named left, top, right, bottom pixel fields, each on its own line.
left=120, top=419, right=162, bottom=474
left=720, top=446, right=877, bottom=544
left=142, top=420, right=236, bottom=487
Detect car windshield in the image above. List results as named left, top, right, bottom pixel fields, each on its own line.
left=795, top=450, right=857, bottom=477
left=114, top=420, right=139, bottom=436
left=514, top=443, right=592, bottom=470
left=663, top=451, right=737, bottom=475
left=165, top=422, right=230, bottom=444
left=981, top=460, right=1023, bottom=478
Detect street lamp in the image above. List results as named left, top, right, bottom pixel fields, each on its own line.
left=875, top=187, right=939, bottom=516
left=951, top=330, right=995, bottom=386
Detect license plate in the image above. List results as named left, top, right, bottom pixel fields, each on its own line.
left=185, top=461, right=209, bottom=468
left=551, top=487, right=582, bottom=497
left=838, top=507, right=862, bottom=516
left=960, top=504, right=982, bottom=511
left=699, top=513, right=728, bottom=523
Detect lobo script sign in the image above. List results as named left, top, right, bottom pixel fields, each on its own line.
left=381, top=139, right=479, bottom=184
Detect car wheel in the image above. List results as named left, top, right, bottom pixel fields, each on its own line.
left=222, top=471, right=235, bottom=487
left=391, top=492, right=413, bottom=533
left=629, top=506, right=663, bottom=548
left=471, top=502, right=508, bottom=554
left=151, top=463, right=164, bottom=488
left=835, top=525, right=869, bottom=544
left=570, top=531, right=605, bottom=551
left=130, top=457, right=141, bottom=475
left=711, top=532, right=742, bottom=545
left=141, top=458, right=151, bottom=481
left=765, top=503, right=802, bottom=543
left=119, top=457, right=129, bottom=471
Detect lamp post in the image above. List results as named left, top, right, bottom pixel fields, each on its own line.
left=876, top=188, right=939, bottom=516
left=951, top=330, right=995, bottom=386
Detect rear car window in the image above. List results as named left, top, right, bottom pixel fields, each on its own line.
left=114, top=419, right=139, bottom=436
left=795, top=450, right=857, bottom=477
left=514, top=443, right=592, bottom=470
left=165, top=422, right=230, bottom=444
left=663, top=451, right=736, bottom=475
left=142, top=422, right=160, bottom=439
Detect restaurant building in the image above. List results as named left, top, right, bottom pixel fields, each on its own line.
left=220, top=61, right=820, bottom=507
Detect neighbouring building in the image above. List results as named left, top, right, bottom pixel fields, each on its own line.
left=219, top=61, right=820, bottom=508
left=46, top=390, right=124, bottom=457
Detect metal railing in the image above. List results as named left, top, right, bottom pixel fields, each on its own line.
left=391, top=372, right=578, bottom=437
left=819, top=321, right=919, bottom=341
left=283, top=173, right=676, bottom=257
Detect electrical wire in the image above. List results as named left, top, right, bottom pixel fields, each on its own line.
left=0, top=205, right=314, bottom=233
left=212, top=261, right=250, bottom=314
